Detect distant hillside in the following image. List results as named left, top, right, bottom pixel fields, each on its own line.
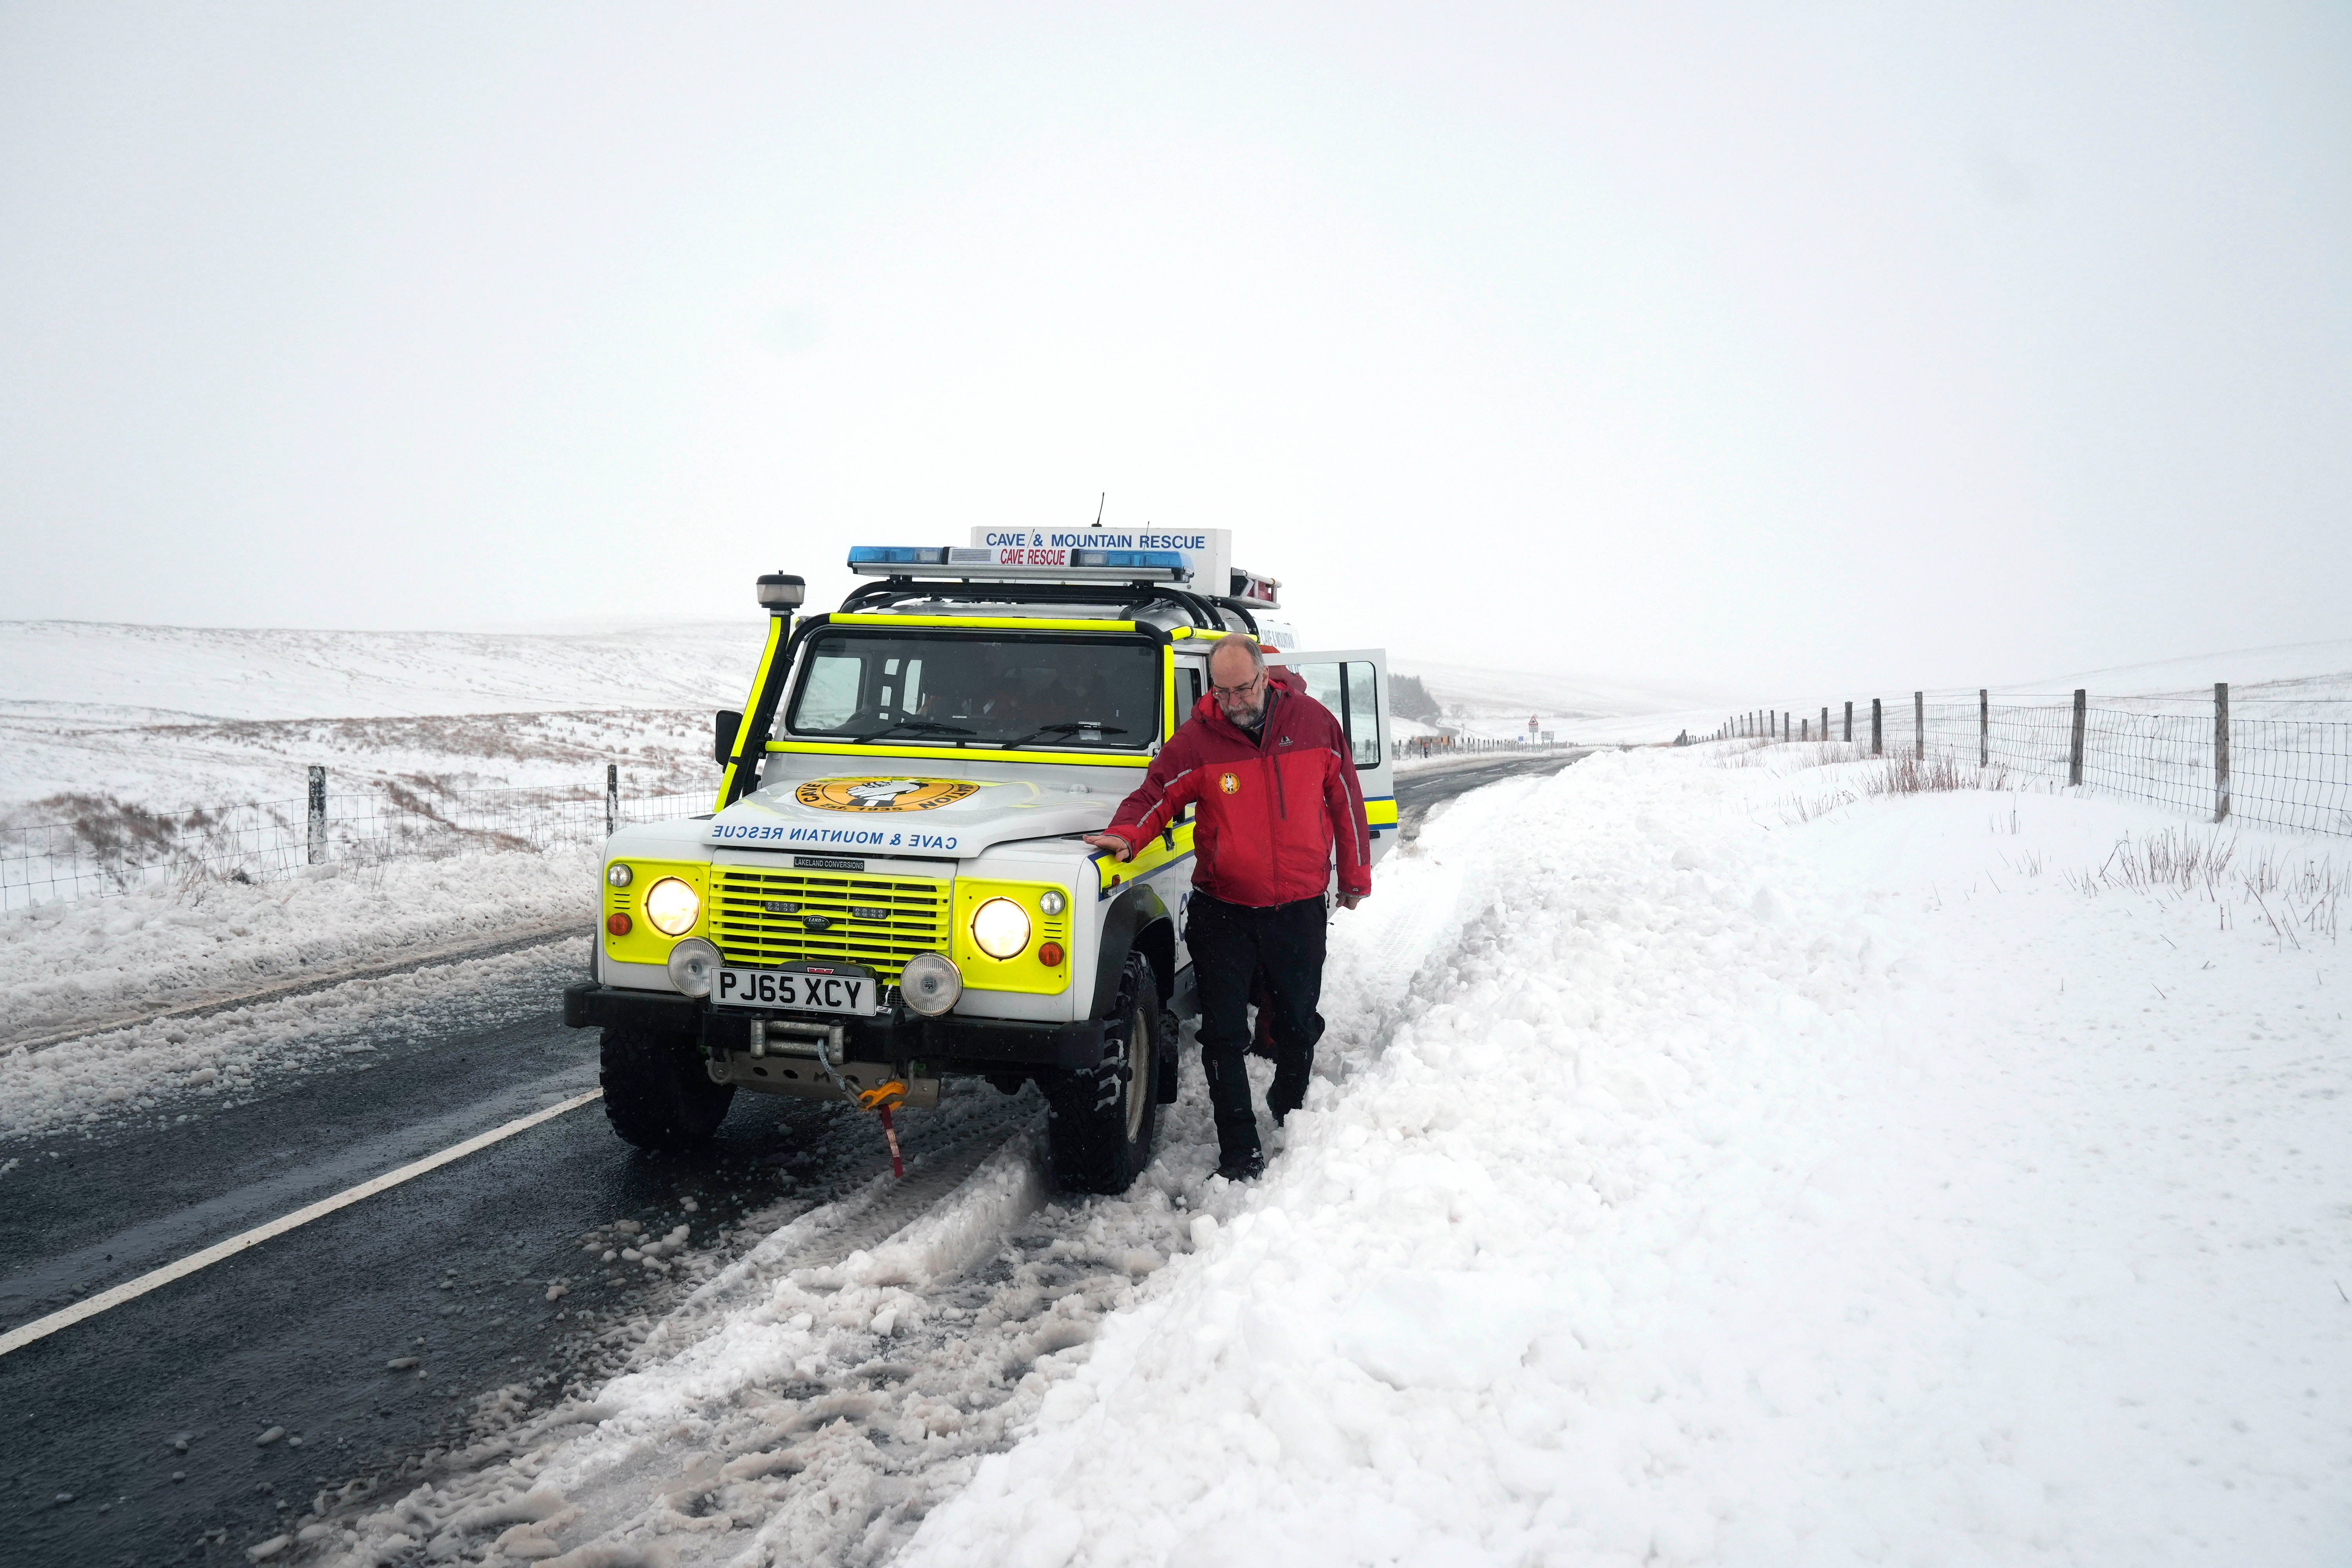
left=1392, top=659, right=1725, bottom=740
left=0, top=621, right=1755, bottom=810
left=0, top=619, right=764, bottom=722
left=1388, top=672, right=1441, bottom=724
left=0, top=620, right=766, bottom=815
left=1991, top=639, right=2352, bottom=710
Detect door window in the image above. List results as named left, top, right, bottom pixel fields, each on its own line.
left=1176, top=663, right=1205, bottom=722
left=1344, top=662, right=1381, bottom=766
left=1289, top=661, right=1382, bottom=769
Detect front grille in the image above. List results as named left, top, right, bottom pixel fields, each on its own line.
left=710, top=868, right=949, bottom=981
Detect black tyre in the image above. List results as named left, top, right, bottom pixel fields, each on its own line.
left=600, top=1026, right=734, bottom=1150
left=1046, top=952, right=1162, bottom=1194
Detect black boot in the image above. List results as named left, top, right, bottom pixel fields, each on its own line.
left=1215, top=1146, right=1266, bottom=1182
left=1201, top=1049, right=1262, bottom=1176
left=1265, top=1018, right=1322, bottom=1124
left=1267, top=1059, right=1311, bottom=1125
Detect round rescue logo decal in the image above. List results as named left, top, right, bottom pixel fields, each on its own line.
left=1219, top=771, right=1240, bottom=794
left=793, top=777, right=981, bottom=813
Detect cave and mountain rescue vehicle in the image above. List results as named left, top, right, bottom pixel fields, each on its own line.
left=562, top=528, right=1396, bottom=1192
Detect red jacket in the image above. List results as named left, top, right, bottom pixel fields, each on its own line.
left=1102, top=677, right=1372, bottom=904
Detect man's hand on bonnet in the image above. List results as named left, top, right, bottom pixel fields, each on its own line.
left=1081, top=832, right=1133, bottom=861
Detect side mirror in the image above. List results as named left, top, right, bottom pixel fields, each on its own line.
left=715, top=710, right=744, bottom=767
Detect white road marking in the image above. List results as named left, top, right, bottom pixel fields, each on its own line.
left=0, top=1089, right=603, bottom=1358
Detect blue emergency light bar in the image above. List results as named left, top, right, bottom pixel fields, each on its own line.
left=846, top=544, right=1192, bottom=583
left=1073, top=548, right=1185, bottom=570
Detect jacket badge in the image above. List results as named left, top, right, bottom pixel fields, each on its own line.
left=1219, top=771, right=1239, bottom=794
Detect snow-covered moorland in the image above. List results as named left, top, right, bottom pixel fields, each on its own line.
left=0, top=847, right=593, bottom=1068
left=298, top=742, right=2345, bottom=1567
left=0, top=619, right=762, bottom=818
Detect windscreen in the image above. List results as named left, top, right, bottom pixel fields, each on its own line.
left=785, top=630, right=1161, bottom=750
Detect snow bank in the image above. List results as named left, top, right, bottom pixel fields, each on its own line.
left=298, top=745, right=2347, bottom=1566
left=902, top=745, right=2351, bottom=1567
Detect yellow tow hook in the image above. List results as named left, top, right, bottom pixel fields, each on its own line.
left=858, top=1080, right=909, bottom=1177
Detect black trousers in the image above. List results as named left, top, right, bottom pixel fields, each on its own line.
left=1185, top=891, right=1327, bottom=1155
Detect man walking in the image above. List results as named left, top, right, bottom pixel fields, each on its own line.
left=1083, top=633, right=1371, bottom=1180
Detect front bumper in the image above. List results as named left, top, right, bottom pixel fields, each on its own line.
left=561, top=982, right=1105, bottom=1073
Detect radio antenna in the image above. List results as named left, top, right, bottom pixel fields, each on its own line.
left=1092, top=491, right=1105, bottom=528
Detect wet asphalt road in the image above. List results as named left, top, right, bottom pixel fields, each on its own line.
left=0, top=750, right=1583, bottom=1566
left=1389, top=750, right=1588, bottom=841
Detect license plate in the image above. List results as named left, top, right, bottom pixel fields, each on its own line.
left=712, top=966, right=879, bottom=1015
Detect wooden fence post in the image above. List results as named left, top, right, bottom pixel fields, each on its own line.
left=606, top=762, right=619, bottom=838
left=1914, top=691, right=1924, bottom=758
left=2069, top=689, right=2087, bottom=786
left=1844, top=701, right=1853, bottom=743
left=1821, top=706, right=1828, bottom=745
left=307, top=766, right=327, bottom=865
left=1871, top=698, right=1882, bottom=757
left=2214, top=682, right=2231, bottom=823
left=1979, top=689, right=1989, bottom=768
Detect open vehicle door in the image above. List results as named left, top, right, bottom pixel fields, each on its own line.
left=1267, top=647, right=1398, bottom=866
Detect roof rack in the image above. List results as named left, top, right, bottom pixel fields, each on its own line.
left=833, top=540, right=1267, bottom=636
left=848, top=546, right=1191, bottom=583
left=835, top=576, right=1243, bottom=633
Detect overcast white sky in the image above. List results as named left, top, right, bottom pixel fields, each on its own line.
left=2, top=3, right=2346, bottom=700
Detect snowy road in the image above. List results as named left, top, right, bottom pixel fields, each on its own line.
left=0, top=752, right=1583, bottom=1566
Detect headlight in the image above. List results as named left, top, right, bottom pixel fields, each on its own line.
left=666, top=938, right=721, bottom=998
left=644, top=876, right=701, bottom=937
left=899, top=953, right=962, bottom=1016
left=971, top=896, right=1031, bottom=959
left=1038, top=888, right=1066, bottom=916
left=606, top=863, right=633, bottom=888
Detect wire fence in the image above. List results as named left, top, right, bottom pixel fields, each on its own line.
left=1717, top=689, right=2352, bottom=839
left=1391, top=734, right=1576, bottom=760
left=1, top=777, right=712, bottom=913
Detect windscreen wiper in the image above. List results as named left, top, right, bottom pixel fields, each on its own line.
left=854, top=718, right=978, bottom=744
left=999, top=721, right=1130, bottom=750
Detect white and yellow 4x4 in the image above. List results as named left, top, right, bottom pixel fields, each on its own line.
left=563, top=530, right=1396, bottom=1192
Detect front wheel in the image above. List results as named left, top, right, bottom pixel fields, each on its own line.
left=600, top=1026, right=734, bottom=1150
left=1045, top=952, right=1162, bottom=1194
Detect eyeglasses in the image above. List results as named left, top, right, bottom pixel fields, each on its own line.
left=1210, top=673, right=1265, bottom=700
